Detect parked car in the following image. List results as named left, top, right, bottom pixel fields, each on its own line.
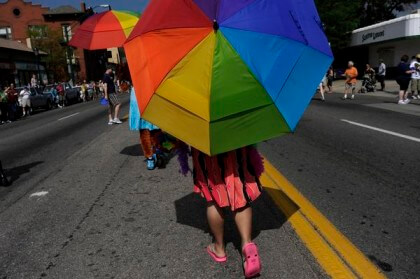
left=59, top=83, right=80, bottom=105
left=28, top=87, right=54, bottom=111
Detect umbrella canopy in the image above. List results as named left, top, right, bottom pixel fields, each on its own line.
left=69, top=10, right=139, bottom=50
left=124, top=0, right=333, bottom=155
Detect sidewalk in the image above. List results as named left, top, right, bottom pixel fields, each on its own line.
left=330, top=80, right=420, bottom=117
left=0, top=119, right=327, bottom=278
left=331, top=79, right=400, bottom=99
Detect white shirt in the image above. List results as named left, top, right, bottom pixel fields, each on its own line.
left=410, top=61, right=420, bottom=79
left=378, top=63, right=386, bottom=76
left=20, top=89, right=30, bottom=98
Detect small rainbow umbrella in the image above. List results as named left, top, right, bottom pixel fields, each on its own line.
left=124, top=0, right=333, bottom=155
left=69, top=10, right=139, bottom=50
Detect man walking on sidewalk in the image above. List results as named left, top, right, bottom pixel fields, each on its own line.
left=377, top=59, right=386, bottom=91
left=103, top=67, right=122, bottom=125
left=409, top=54, right=420, bottom=99
left=342, top=61, right=358, bottom=100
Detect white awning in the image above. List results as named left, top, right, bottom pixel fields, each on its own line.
left=350, top=13, right=420, bottom=46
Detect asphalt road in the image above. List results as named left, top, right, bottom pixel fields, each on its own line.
left=0, top=87, right=419, bottom=278
left=260, top=91, right=420, bottom=279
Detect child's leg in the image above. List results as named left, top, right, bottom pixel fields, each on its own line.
left=233, top=206, right=253, bottom=248
left=139, top=130, right=153, bottom=158
left=207, top=203, right=226, bottom=256
left=150, top=130, right=162, bottom=154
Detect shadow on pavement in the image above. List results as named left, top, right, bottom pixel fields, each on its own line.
left=175, top=189, right=293, bottom=251
left=120, top=144, right=144, bottom=157
left=2, top=161, right=44, bottom=186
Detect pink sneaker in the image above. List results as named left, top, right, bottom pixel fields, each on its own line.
left=243, top=242, right=261, bottom=278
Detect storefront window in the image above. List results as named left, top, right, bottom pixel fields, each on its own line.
left=62, top=24, right=72, bottom=42
left=0, top=26, right=12, bottom=39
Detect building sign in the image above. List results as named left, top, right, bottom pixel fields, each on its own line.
left=362, top=30, right=385, bottom=43
left=351, top=14, right=420, bottom=46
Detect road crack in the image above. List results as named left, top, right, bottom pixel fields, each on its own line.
left=38, top=156, right=130, bottom=278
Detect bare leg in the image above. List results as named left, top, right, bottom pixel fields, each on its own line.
left=233, top=206, right=253, bottom=248
left=343, top=88, right=348, bottom=99
left=404, top=90, right=409, bottom=100
left=319, top=84, right=325, bottom=101
left=114, top=104, right=121, bottom=119
left=108, top=105, right=114, bottom=122
left=207, top=203, right=226, bottom=257
left=399, top=90, right=405, bottom=101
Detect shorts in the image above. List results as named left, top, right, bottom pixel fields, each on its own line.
left=397, top=79, right=410, bottom=91
left=345, top=83, right=356, bottom=90
left=108, top=93, right=120, bottom=107
left=21, top=97, right=30, bottom=107
left=411, top=79, right=420, bottom=93
left=377, top=75, right=385, bottom=83
left=327, top=76, right=333, bottom=87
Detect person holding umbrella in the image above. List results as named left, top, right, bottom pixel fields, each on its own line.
left=124, top=0, right=333, bottom=277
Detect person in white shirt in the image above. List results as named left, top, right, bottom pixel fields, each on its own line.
left=30, top=74, right=38, bottom=88
left=410, top=54, right=420, bottom=99
left=19, top=87, right=31, bottom=116
left=377, top=59, right=386, bottom=91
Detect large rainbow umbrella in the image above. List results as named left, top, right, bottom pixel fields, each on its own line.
left=69, top=10, right=139, bottom=50
left=124, top=0, right=333, bottom=155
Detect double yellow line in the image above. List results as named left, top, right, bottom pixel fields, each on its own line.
left=261, top=159, right=387, bottom=279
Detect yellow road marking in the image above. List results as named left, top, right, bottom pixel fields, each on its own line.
left=122, top=114, right=129, bottom=121
left=262, top=159, right=386, bottom=279
left=262, top=173, right=357, bottom=278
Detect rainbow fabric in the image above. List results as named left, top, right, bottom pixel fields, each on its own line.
left=70, top=10, right=139, bottom=50
left=125, top=0, right=333, bottom=155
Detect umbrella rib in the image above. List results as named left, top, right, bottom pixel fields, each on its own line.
left=154, top=94, right=209, bottom=123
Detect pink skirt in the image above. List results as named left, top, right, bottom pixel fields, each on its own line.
left=192, top=146, right=263, bottom=211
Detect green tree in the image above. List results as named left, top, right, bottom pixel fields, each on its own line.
left=360, top=0, right=418, bottom=26
left=28, top=26, right=69, bottom=83
left=315, top=0, right=361, bottom=50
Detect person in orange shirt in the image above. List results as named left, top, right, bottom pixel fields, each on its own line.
left=342, top=61, right=358, bottom=100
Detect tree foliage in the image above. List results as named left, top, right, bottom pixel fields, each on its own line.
left=360, top=0, right=418, bottom=26
left=315, top=0, right=417, bottom=50
left=315, top=0, right=361, bottom=50
left=28, top=26, right=69, bottom=83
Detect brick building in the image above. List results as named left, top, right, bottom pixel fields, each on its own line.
left=0, top=0, right=92, bottom=85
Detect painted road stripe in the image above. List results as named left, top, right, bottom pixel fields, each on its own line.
left=341, top=119, right=420, bottom=143
left=262, top=159, right=386, bottom=279
left=29, top=191, right=49, bottom=198
left=58, top=113, right=80, bottom=121
left=261, top=173, right=357, bottom=279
